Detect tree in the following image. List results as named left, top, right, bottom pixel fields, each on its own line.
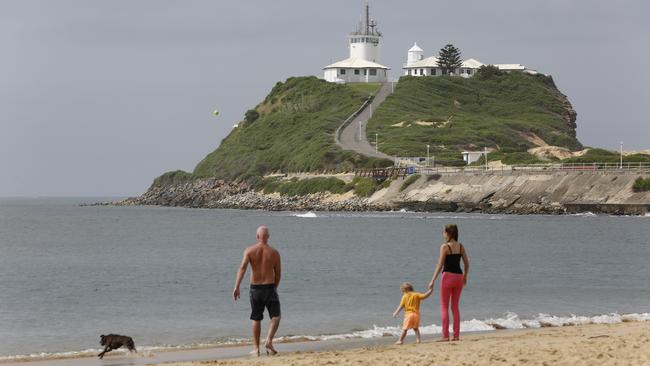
left=437, top=44, right=462, bottom=75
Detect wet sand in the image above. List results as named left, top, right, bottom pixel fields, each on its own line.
left=160, top=321, right=650, bottom=366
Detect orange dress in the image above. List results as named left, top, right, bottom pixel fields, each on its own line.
left=400, top=291, right=426, bottom=329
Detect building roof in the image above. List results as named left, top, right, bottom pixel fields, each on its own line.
left=408, top=42, right=423, bottom=52
left=323, top=58, right=390, bottom=70
left=404, top=55, right=439, bottom=68
left=494, top=63, right=526, bottom=70
left=462, top=58, right=484, bottom=68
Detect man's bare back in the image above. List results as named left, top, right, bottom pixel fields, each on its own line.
left=232, top=225, right=282, bottom=356
left=245, top=243, right=281, bottom=285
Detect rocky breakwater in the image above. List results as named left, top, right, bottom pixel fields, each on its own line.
left=117, top=178, right=389, bottom=211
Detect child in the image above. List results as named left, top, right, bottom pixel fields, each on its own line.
left=392, top=282, right=433, bottom=344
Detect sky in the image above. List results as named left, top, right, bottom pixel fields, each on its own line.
left=2, top=0, right=649, bottom=197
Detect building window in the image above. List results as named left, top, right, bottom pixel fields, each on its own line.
left=340, top=69, right=346, bottom=75
left=354, top=69, right=360, bottom=75
left=420, top=69, right=424, bottom=75
left=467, top=69, right=472, bottom=75
left=369, top=69, right=377, bottom=76
left=364, top=69, right=367, bottom=75
left=408, top=70, right=411, bottom=75
left=431, top=68, right=436, bottom=75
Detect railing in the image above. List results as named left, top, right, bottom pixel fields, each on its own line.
left=334, top=95, right=374, bottom=146
left=355, top=167, right=409, bottom=179
left=416, top=162, right=650, bottom=176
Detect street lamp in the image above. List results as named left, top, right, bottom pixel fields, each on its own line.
left=375, top=133, right=378, bottom=155
left=426, top=145, right=430, bottom=167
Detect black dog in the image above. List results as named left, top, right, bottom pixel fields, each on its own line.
left=98, top=334, right=136, bottom=359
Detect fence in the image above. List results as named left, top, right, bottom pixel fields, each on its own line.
left=415, top=162, right=650, bottom=176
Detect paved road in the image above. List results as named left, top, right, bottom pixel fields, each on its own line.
left=336, top=82, right=394, bottom=161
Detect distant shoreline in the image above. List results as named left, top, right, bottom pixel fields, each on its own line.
left=108, top=170, right=650, bottom=215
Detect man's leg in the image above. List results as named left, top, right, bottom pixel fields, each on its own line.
left=264, top=316, right=281, bottom=354
left=251, top=320, right=261, bottom=356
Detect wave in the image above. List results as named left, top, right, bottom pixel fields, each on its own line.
left=294, top=211, right=318, bottom=218
left=2, top=312, right=648, bottom=362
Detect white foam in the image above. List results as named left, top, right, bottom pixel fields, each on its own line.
left=4, top=312, right=649, bottom=362
left=294, top=211, right=318, bottom=218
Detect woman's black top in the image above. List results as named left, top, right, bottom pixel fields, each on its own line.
left=442, top=244, right=463, bottom=274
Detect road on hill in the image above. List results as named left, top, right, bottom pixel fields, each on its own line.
left=336, top=82, right=395, bottom=161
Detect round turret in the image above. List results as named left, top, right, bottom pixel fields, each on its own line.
left=407, top=42, right=424, bottom=66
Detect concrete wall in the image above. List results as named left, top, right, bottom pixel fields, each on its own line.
left=324, top=68, right=387, bottom=83
left=380, top=171, right=650, bottom=214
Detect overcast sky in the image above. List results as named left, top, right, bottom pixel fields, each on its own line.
left=2, top=0, right=649, bottom=197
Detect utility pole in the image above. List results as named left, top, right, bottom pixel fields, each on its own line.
left=484, top=147, right=488, bottom=171
left=427, top=145, right=430, bottom=167
left=620, top=141, right=623, bottom=169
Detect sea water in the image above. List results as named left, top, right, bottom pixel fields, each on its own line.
left=0, top=198, right=648, bottom=359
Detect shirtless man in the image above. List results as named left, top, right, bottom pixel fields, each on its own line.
left=233, top=225, right=281, bottom=356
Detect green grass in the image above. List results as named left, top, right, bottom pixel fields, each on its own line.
left=151, top=170, right=193, bottom=187
left=191, top=77, right=392, bottom=181
left=562, top=148, right=650, bottom=164
left=367, top=73, right=582, bottom=165
left=400, top=174, right=421, bottom=191
left=348, top=82, right=382, bottom=96
left=258, top=177, right=350, bottom=196
left=632, top=177, right=650, bottom=192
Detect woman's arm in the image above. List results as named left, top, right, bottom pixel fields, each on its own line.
left=461, top=244, right=470, bottom=286
left=428, top=245, right=447, bottom=289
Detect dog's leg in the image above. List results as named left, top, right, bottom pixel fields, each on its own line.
left=98, top=346, right=111, bottom=359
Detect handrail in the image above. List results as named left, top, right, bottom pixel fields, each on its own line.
left=415, top=162, right=650, bottom=176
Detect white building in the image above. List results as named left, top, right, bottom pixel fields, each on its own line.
left=323, top=3, right=389, bottom=83
left=403, top=42, right=537, bottom=77
left=462, top=151, right=485, bottom=165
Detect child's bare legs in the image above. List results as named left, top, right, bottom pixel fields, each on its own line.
left=414, top=328, right=421, bottom=344
left=395, top=329, right=408, bottom=345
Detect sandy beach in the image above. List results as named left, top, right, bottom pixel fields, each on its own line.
left=160, top=321, right=650, bottom=366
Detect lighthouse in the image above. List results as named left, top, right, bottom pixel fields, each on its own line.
left=323, top=1, right=389, bottom=83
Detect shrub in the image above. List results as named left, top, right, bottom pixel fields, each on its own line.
left=350, top=177, right=379, bottom=197
left=400, top=174, right=421, bottom=192
left=260, top=177, right=349, bottom=196
left=244, top=109, right=260, bottom=124
left=632, top=177, right=650, bottom=192
left=152, top=170, right=193, bottom=187
left=475, top=65, right=503, bottom=79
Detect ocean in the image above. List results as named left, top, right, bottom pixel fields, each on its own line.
left=0, top=198, right=649, bottom=360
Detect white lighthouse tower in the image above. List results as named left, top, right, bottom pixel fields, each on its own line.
left=323, top=1, right=389, bottom=83
left=348, top=2, right=382, bottom=63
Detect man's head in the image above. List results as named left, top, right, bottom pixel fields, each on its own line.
left=256, top=225, right=270, bottom=243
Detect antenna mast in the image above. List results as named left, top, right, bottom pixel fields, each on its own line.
left=365, top=0, right=370, bottom=34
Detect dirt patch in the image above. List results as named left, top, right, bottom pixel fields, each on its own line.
left=391, top=121, right=405, bottom=127
left=519, top=132, right=548, bottom=147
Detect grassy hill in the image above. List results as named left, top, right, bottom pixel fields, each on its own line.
left=367, top=72, right=582, bottom=164
left=191, top=76, right=390, bottom=181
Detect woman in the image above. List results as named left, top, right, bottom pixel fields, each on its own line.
left=428, top=224, right=470, bottom=341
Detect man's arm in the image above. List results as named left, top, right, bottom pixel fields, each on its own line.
left=233, top=249, right=250, bottom=301
left=274, top=251, right=282, bottom=288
